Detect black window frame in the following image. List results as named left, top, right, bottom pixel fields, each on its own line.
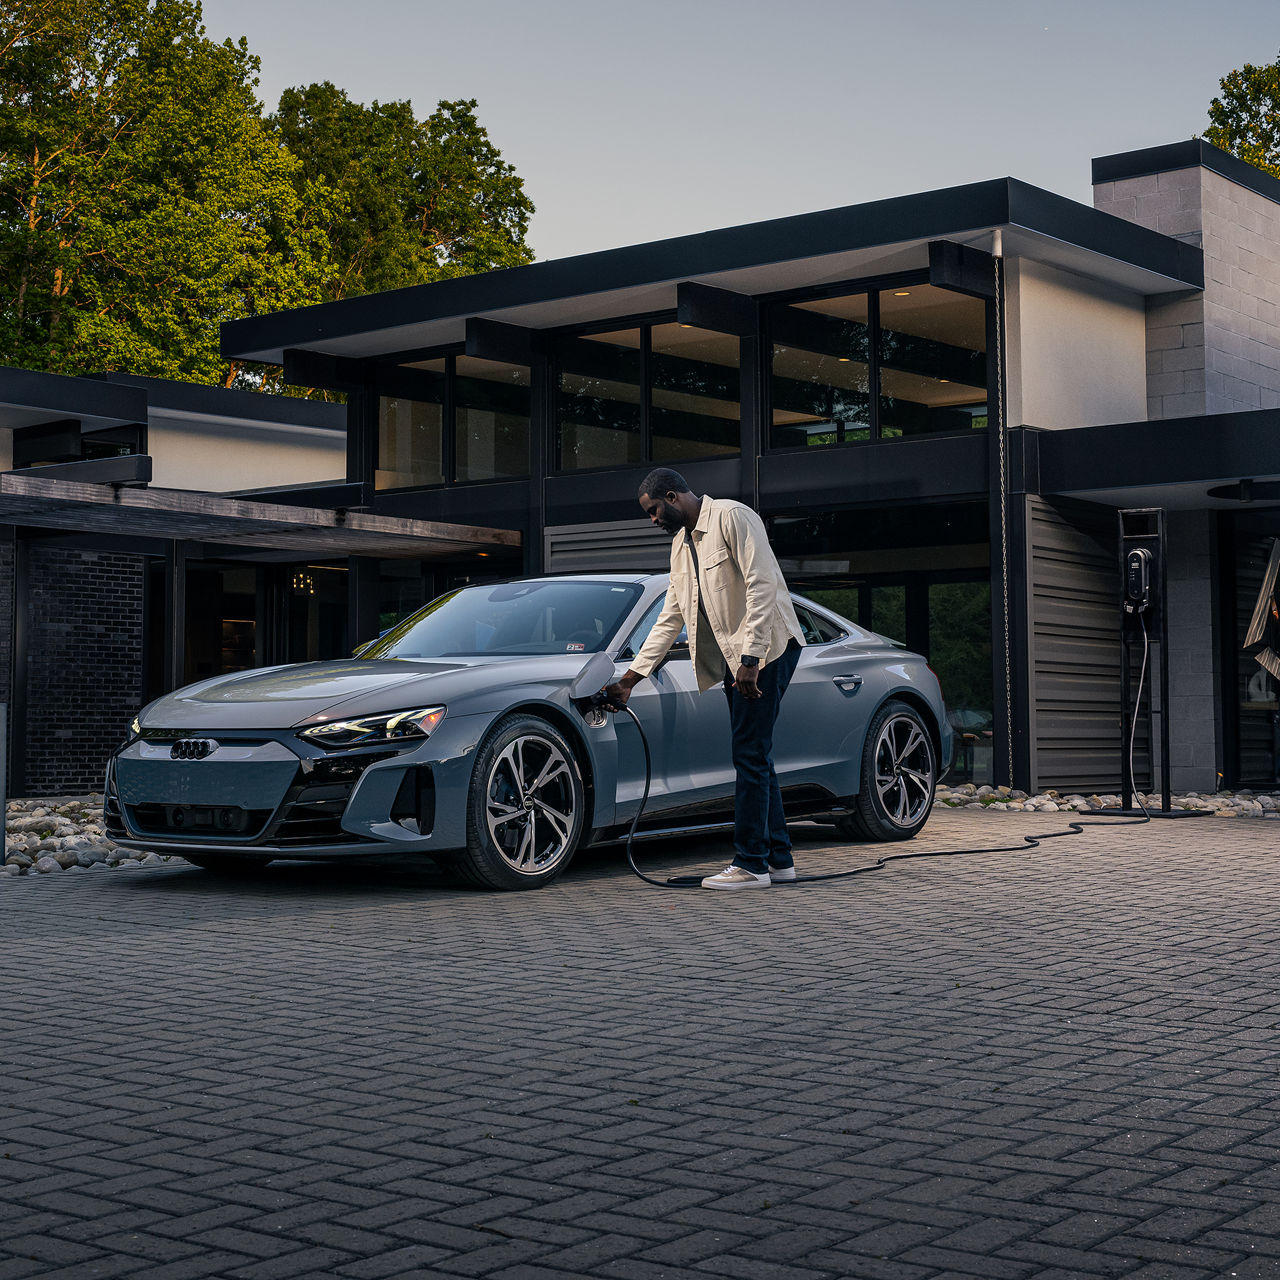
left=760, top=270, right=993, bottom=456
left=548, top=310, right=745, bottom=476
left=370, top=345, right=534, bottom=494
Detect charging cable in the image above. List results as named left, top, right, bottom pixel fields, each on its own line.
left=598, top=670, right=1151, bottom=890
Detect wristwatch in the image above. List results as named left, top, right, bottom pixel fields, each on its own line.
left=739, top=655, right=759, bottom=668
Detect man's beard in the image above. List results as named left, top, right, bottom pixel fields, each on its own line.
left=657, top=504, right=682, bottom=535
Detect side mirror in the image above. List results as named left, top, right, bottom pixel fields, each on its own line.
left=568, top=650, right=617, bottom=699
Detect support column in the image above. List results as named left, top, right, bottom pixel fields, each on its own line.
left=164, top=541, right=186, bottom=691
left=348, top=556, right=380, bottom=652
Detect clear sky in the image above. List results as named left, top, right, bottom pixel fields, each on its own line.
left=199, top=0, right=1279, bottom=263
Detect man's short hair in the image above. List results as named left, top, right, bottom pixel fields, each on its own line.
left=638, top=467, right=690, bottom=500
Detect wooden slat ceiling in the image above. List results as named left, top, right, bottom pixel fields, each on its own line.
left=0, top=473, right=520, bottom=559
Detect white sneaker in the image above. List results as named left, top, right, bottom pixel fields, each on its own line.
left=701, top=864, right=771, bottom=889
left=769, top=865, right=797, bottom=882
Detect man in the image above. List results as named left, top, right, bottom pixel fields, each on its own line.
left=605, top=467, right=806, bottom=889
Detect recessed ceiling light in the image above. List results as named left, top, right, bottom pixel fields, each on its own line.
left=837, top=357, right=851, bottom=363
left=939, top=379, right=950, bottom=384
left=894, top=291, right=910, bottom=296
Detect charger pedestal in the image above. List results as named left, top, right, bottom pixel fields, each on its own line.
left=1092, top=508, right=1210, bottom=820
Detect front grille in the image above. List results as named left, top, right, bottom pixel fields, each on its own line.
left=129, top=803, right=273, bottom=838
left=261, top=751, right=399, bottom=846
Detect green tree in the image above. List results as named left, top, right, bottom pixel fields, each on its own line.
left=0, top=0, right=336, bottom=382
left=1205, top=51, right=1280, bottom=178
left=272, top=82, right=535, bottom=302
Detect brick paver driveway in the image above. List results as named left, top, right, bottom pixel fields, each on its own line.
left=2, top=810, right=1279, bottom=1280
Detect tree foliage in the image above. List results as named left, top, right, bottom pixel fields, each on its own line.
left=0, top=1, right=535, bottom=385
left=271, top=83, right=535, bottom=302
left=1205, top=51, right=1280, bottom=178
left=0, top=0, right=335, bottom=382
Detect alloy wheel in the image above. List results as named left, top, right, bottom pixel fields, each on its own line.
left=484, top=734, right=578, bottom=875
left=873, top=714, right=934, bottom=828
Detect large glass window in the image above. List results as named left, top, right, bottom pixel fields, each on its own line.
left=555, top=322, right=741, bottom=471
left=557, top=329, right=643, bottom=471
left=455, top=356, right=530, bottom=481
left=768, top=282, right=987, bottom=448
left=649, top=323, right=740, bottom=459
left=377, top=355, right=531, bottom=489
left=771, top=294, right=871, bottom=448
left=878, top=284, right=987, bottom=438
left=377, top=358, right=445, bottom=490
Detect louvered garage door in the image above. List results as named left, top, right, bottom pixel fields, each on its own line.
left=544, top=520, right=671, bottom=574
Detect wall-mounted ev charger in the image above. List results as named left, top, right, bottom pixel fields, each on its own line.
left=1124, top=547, right=1153, bottom=615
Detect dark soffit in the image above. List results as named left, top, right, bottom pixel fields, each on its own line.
left=1040, top=409, right=1280, bottom=494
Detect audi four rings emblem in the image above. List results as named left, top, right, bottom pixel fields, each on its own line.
left=170, top=739, right=217, bottom=760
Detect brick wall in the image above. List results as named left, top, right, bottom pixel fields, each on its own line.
left=23, top=547, right=145, bottom=796
left=1093, top=166, right=1280, bottom=419
left=0, top=538, right=12, bottom=795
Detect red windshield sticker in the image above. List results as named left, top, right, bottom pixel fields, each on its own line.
left=566, top=642, right=585, bottom=652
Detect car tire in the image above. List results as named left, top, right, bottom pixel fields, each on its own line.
left=182, top=854, right=273, bottom=874
left=458, top=714, right=586, bottom=891
left=836, top=699, right=936, bottom=843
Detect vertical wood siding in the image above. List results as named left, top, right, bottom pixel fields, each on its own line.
left=1027, top=497, right=1143, bottom=791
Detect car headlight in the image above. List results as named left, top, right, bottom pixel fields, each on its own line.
left=128, top=715, right=141, bottom=739
left=298, top=706, right=445, bottom=750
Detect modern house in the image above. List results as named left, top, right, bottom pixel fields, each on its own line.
left=5, top=137, right=1280, bottom=798
left=0, top=368, right=515, bottom=794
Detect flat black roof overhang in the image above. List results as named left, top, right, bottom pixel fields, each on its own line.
left=222, top=177, right=1205, bottom=365
left=0, top=365, right=145, bottom=434
left=1039, top=409, right=1280, bottom=511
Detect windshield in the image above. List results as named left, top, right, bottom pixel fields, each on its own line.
left=360, top=580, right=644, bottom=660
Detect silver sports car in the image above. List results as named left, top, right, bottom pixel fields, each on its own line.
left=106, top=574, right=951, bottom=889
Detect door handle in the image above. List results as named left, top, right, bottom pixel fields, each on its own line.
left=833, top=674, right=863, bottom=692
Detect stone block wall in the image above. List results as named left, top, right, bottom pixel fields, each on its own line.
left=23, top=547, right=146, bottom=796
left=1094, top=164, right=1280, bottom=419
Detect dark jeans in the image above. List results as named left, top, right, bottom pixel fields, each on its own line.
left=723, top=639, right=802, bottom=875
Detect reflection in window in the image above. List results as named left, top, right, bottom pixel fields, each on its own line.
left=928, top=581, right=993, bottom=785
left=879, top=285, right=987, bottom=438
left=770, top=293, right=871, bottom=448
left=769, top=284, right=988, bottom=447
left=455, top=356, right=530, bottom=481
left=649, top=324, right=740, bottom=460
left=557, top=330, right=642, bottom=471
left=870, top=585, right=905, bottom=644
left=377, top=358, right=445, bottom=489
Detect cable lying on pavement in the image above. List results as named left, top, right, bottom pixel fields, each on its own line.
left=609, top=703, right=1152, bottom=890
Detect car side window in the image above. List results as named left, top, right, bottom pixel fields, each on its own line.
left=793, top=602, right=846, bottom=645
left=618, top=595, right=688, bottom=660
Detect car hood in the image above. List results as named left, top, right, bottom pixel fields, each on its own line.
left=138, top=654, right=602, bottom=730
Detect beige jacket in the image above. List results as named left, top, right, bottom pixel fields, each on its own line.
left=631, top=496, right=806, bottom=693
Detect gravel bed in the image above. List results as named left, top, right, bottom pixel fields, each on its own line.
left=936, top=782, right=1280, bottom=816
left=4, top=782, right=1279, bottom=879
left=1, top=796, right=174, bottom=877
